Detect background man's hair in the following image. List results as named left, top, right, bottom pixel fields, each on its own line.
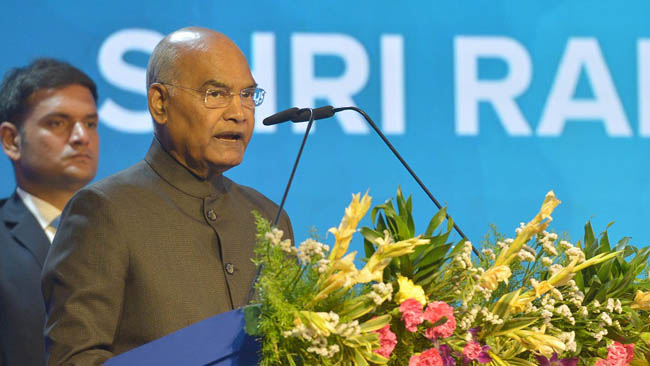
left=0, top=58, right=98, bottom=129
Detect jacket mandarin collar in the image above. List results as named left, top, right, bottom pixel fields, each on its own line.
left=144, top=138, right=228, bottom=198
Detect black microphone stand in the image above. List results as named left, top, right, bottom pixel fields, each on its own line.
left=273, top=109, right=314, bottom=226
left=248, top=109, right=315, bottom=302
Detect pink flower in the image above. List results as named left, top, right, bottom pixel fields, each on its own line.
left=400, top=298, right=424, bottom=332
left=409, top=348, right=443, bottom=366
left=373, top=324, right=397, bottom=358
left=596, top=342, right=636, bottom=366
left=608, top=342, right=628, bottom=366
left=624, top=344, right=635, bottom=363
left=607, top=342, right=634, bottom=366
left=401, top=297, right=424, bottom=313
left=423, top=301, right=456, bottom=339
left=463, top=341, right=482, bottom=360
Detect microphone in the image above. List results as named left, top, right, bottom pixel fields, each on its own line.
left=291, top=106, right=335, bottom=122
left=262, top=106, right=335, bottom=126
left=262, top=107, right=300, bottom=126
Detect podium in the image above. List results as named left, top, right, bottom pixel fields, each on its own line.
left=105, top=308, right=260, bottom=366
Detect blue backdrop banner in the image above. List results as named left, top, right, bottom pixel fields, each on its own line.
left=1, top=1, right=649, bottom=250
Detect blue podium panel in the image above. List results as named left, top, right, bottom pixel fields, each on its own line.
left=105, top=308, right=260, bottom=366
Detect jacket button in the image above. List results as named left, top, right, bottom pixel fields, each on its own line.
left=207, top=209, right=217, bottom=221
left=225, top=263, right=235, bottom=274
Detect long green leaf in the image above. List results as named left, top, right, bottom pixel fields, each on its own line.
left=413, top=241, right=452, bottom=269
left=491, top=317, right=538, bottom=336
left=361, top=227, right=382, bottom=258
left=359, top=314, right=391, bottom=332
left=584, top=221, right=596, bottom=256
left=412, top=234, right=450, bottom=265
left=396, top=187, right=415, bottom=237
left=447, top=238, right=468, bottom=259
left=615, top=237, right=631, bottom=252
left=599, top=231, right=611, bottom=253
left=413, top=261, right=446, bottom=282
left=584, top=275, right=602, bottom=303
left=359, top=348, right=389, bottom=364
left=353, top=349, right=370, bottom=366
left=594, top=281, right=611, bottom=302
left=491, top=290, right=521, bottom=320
left=597, top=257, right=614, bottom=283
left=425, top=207, right=447, bottom=237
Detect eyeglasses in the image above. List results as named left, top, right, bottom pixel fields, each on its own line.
left=161, top=83, right=265, bottom=109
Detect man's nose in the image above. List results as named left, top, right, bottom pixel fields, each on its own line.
left=223, top=95, right=247, bottom=123
left=69, top=121, right=91, bottom=145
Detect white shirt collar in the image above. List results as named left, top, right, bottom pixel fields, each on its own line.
left=16, top=187, right=62, bottom=242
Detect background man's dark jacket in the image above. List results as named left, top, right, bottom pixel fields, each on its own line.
left=0, top=193, right=50, bottom=366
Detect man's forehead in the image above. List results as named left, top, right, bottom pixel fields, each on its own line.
left=14, top=85, right=96, bottom=128
left=200, top=79, right=258, bottom=90
left=27, top=85, right=96, bottom=113
left=176, top=44, right=254, bottom=88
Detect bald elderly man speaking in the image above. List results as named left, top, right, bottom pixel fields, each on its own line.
left=42, top=27, right=293, bottom=364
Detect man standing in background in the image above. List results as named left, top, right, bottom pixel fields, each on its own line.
left=0, top=58, right=100, bottom=366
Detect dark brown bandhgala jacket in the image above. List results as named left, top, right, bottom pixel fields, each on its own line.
left=41, top=139, right=293, bottom=365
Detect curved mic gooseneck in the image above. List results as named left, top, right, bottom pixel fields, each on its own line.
left=331, top=106, right=476, bottom=256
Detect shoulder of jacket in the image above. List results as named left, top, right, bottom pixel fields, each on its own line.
left=226, top=178, right=277, bottom=209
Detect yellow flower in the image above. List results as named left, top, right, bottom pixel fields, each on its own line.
left=315, top=252, right=359, bottom=301
left=394, top=275, right=427, bottom=305
left=631, top=290, right=650, bottom=310
left=495, top=191, right=561, bottom=267
left=328, top=192, right=372, bottom=261
left=510, top=293, right=535, bottom=313
left=480, top=265, right=512, bottom=291
left=547, top=260, right=577, bottom=287
left=356, top=235, right=429, bottom=284
left=535, top=191, right=562, bottom=224
left=509, top=329, right=565, bottom=358
left=573, top=251, right=621, bottom=272
left=532, top=260, right=576, bottom=295
left=331, top=251, right=359, bottom=274
left=532, top=281, right=554, bottom=298
left=510, top=260, right=577, bottom=313
left=510, top=252, right=621, bottom=314
left=296, top=311, right=338, bottom=337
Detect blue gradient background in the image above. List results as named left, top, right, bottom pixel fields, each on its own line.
left=1, top=1, right=649, bottom=251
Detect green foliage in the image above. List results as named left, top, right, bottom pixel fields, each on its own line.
left=361, top=187, right=455, bottom=296
left=250, top=212, right=317, bottom=365
left=579, top=221, right=650, bottom=304
left=248, top=189, right=650, bottom=366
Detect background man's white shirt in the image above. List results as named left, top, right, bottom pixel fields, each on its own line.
left=16, top=187, right=61, bottom=242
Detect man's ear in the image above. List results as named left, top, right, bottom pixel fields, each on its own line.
left=0, top=122, right=21, bottom=162
left=148, top=83, right=169, bottom=126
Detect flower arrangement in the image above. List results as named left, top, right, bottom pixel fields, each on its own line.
left=245, top=189, right=650, bottom=365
